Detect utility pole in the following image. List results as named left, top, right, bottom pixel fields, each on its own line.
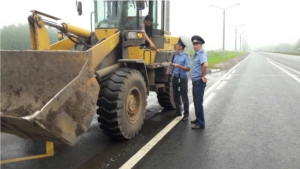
left=239, top=31, right=247, bottom=51
left=210, top=3, right=240, bottom=59
left=229, top=24, right=245, bottom=51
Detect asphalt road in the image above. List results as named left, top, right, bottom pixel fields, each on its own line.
left=2, top=52, right=300, bottom=169
left=0, top=68, right=225, bottom=169
left=134, top=52, right=300, bottom=169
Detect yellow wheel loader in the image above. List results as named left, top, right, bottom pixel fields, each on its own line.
left=1, top=0, right=180, bottom=146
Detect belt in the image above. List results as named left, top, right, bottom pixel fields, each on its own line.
left=174, top=74, right=187, bottom=78
left=192, top=79, right=201, bottom=85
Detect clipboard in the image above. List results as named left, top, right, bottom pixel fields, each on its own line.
left=163, top=54, right=176, bottom=75
left=166, top=63, right=174, bottom=74
left=162, top=62, right=174, bottom=74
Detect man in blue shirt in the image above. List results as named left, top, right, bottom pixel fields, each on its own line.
left=171, top=37, right=191, bottom=121
left=190, top=35, right=208, bottom=129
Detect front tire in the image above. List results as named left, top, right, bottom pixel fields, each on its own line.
left=156, top=76, right=176, bottom=110
left=97, top=68, right=147, bottom=139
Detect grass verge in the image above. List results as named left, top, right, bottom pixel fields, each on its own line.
left=188, top=51, right=245, bottom=68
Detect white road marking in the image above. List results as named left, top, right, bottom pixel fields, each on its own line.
left=203, top=93, right=216, bottom=107
left=119, top=55, right=250, bottom=169
left=203, top=58, right=246, bottom=98
left=216, top=81, right=227, bottom=90
left=120, top=93, right=216, bottom=169
left=232, top=70, right=236, bottom=73
left=119, top=117, right=182, bottom=169
left=226, top=74, right=232, bottom=80
left=269, top=58, right=300, bottom=75
left=267, top=52, right=300, bottom=62
left=228, top=74, right=289, bottom=76
left=267, top=58, right=300, bottom=84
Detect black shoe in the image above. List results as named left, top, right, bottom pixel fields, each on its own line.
left=170, top=113, right=181, bottom=118
left=181, top=116, right=188, bottom=121
left=191, top=119, right=199, bottom=124
left=191, top=124, right=205, bottom=129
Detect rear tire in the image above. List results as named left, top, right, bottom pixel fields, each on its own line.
left=156, top=75, right=176, bottom=110
left=97, top=68, right=147, bottom=139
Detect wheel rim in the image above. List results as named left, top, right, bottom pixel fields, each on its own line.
left=126, top=87, right=142, bottom=124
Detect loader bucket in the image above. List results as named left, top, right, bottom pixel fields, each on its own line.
left=1, top=50, right=100, bottom=146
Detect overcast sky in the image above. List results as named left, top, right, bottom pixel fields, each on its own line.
left=1, top=0, right=300, bottom=50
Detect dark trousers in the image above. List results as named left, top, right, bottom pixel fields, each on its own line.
left=192, top=79, right=206, bottom=127
left=172, top=77, right=189, bottom=116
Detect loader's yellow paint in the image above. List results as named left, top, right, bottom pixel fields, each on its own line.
left=29, top=15, right=51, bottom=50
left=164, top=35, right=179, bottom=51
left=127, top=35, right=178, bottom=64
left=95, top=28, right=119, bottom=40
left=50, top=38, right=77, bottom=50
left=128, top=47, right=157, bottom=64
left=128, top=47, right=141, bottom=59
left=0, top=142, right=54, bottom=165
left=62, top=23, right=91, bottom=38
left=1, top=2, right=180, bottom=147
left=89, top=32, right=121, bottom=69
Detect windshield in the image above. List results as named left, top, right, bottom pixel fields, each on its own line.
left=94, top=0, right=149, bottom=30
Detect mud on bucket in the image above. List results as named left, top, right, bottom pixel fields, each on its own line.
left=1, top=50, right=100, bottom=146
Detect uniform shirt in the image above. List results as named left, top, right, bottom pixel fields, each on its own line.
left=173, top=51, right=191, bottom=78
left=191, top=49, right=208, bottom=82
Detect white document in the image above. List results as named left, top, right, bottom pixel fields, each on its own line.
left=165, top=62, right=174, bottom=75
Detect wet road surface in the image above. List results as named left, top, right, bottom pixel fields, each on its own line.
left=134, top=52, right=300, bottom=169
left=0, top=68, right=226, bottom=168
left=3, top=52, right=299, bottom=169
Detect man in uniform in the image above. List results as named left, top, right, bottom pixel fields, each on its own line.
left=190, top=35, right=208, bottom=129
left=171, top=37, right=191, bottom=121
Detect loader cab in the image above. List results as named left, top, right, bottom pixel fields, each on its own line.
left=94, top=1, right=164, bottom=30
left=94, top=0, right=165, bottom=51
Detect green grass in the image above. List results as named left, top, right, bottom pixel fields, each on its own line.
left=187, top=51, right=245, bottom=68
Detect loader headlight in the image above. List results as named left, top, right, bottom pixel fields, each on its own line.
left=127, top=32, right=143, bottom=39
left=137, top=32, right=143, bottom=38
left=128, top=32, right=137, bottom=39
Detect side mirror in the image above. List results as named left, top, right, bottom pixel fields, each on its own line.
left=76, top=1, right=82, bottom=16
left=136, top=1, right=145, bottom=10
